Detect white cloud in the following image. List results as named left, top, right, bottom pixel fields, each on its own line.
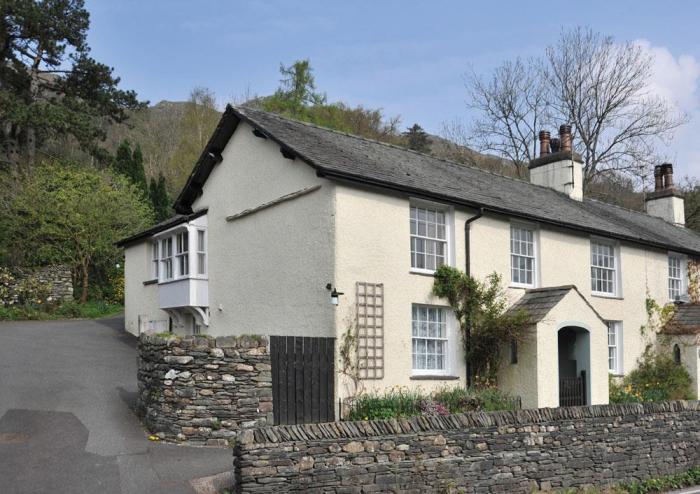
left=634, top=39, right=700, bottom=177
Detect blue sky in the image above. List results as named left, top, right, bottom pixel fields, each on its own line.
left=85, top=0, right=700, bottom=176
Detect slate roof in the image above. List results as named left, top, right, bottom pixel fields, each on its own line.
left=172, top=105, right=700, bottom=256
left=115, top=209, right=207, bottom=248
left=662, top=304, right=700, bottom=335
left=506, top=285, right=606, bottom=324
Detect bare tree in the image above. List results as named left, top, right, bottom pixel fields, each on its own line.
left=547, top=27, right=686, bottom=185
left=463, top=27, right=687, bottom=187
left=464, top=57, right=551, bottom=178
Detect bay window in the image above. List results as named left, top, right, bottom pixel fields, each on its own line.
left=176, top=231, right=189, bottom=277
left=197, top=230, right=207, bottom=275
left=161, top=237, right=173, bottom=280
left=151, top=241, right=159, bottom=279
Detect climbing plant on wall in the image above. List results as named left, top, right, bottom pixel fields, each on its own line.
left=432, top=266, right=531, bottom=383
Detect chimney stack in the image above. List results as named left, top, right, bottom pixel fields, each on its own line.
left=538, top=131, right=550, bottom=156
left=559, top=124, right=572, bottom=152
left=529, top=125, right=583, bottom=201
left=646, top=162, right=685, bottom=226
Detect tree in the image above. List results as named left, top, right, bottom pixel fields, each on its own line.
left=169, top=87, right=220, bottom=191
left=1, top=163, right=153, bottom=303
left=149, top=173, right=171, bottom=222
left=465, top=27, right=687, bottom=186
left=273, top=59, right=326, bottom=116
left=465, top=58, right=550, bottom=178
left=0, top=0, right=146, bottom=167
left=113, top=139, right=147, bottom=192
left=254, top=60, right=402, bottom=145
left=403, top=124, right=432, bottom=153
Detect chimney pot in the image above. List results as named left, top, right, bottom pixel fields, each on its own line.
left=550, top=137, right=561, bottom=153
left=653, top=165, right=663, bottom=191
left=662, top=163, right=675, bottom=189
left=538, top=130, right=551, bottom=156
left=559, top=124, right=572, bottom=152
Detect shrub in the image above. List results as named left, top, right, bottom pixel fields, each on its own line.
left=610, top=347, right=695, bottom=403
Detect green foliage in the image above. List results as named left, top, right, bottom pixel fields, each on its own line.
left=403, top=123, right=432, bottom=153
left=113, top=140, right=147, bottom=192
left=254, top=59, right=402, bottom=145
left=169, top=87, right=220, bottom=191
left=620, top=466, right=700, bottom=494
left=347, top=385, right=519, bottom=421
left=610, top=347, right=695, bottom=403
left=149, top=173, right=171, bottom=222
left=0, top=162, right=153, bottom=302
left=432, top=266, right=531, bottom=380
left=0, top=0, right=146, bottom=165
left=0, top=300, right=122, bottom=321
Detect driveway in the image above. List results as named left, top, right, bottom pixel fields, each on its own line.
left=0, top=316, right=233, bottom=494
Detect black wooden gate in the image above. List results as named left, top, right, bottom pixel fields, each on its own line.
left=559, top=370, right=586, bottom=407
left=270, top=336, right=335, bottom=425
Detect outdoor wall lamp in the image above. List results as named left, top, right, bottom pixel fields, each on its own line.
left=326, top=283, right=344, bottom=306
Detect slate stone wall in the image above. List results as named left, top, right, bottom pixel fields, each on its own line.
left=13, top=264, right=73, bottom=302
left=137, top=334, right=272, bottom=446
left=235, top=401, right=700, bottom=493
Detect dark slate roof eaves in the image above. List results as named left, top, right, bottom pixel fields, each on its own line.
left=506, top=285, right=607, bottom=325
left=115, top=209, right=208, bottom=248
left=662, top=304, right=700, bottom=335
left=178, top=105, right=700, bottom=256
left=507, top=286, right=574, bottom=323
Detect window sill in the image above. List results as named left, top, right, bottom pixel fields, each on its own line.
left=410, top=375, right=459, bottom=381
left=409, top=268, right=437, bottom=277
left=143, top=279, right=158, bottom=286
left=591, top=293, right=623, bottom=300
left=157, top=276, right=208, bottom=285
left=509, top=284, right=535, bottom=290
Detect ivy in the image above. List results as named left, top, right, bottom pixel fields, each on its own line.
left=432, top=266, right=531, bottom=382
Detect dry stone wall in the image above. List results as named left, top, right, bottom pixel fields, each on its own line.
left=138, top=334, right=272, bottom=446
left=13, top=264, right=73, bottom=302
left=235, top=401, right=700, bottom=493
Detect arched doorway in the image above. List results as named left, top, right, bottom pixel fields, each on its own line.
left=558, top=326, right=591, bottom=406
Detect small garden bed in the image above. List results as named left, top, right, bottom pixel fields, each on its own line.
left=344, top=385, right=520, bottom=421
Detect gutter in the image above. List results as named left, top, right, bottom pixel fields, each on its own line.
left=464, top=208, right=484, bottom=388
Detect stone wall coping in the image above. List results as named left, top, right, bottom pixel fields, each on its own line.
left=139, top=333, right=268, bottom=349
left=239, top=400, right=700, bottom=446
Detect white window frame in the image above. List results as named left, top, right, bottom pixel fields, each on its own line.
left=411, top=304, right=451, bottom=376
left=151, top=241, right=159, bottom=280
left=160, top=237, right=173, bottom=281
left=607, top=321, right=623, bottom=375
left=510, top=222, right=539, bottom=288
left=196, top=229, right=207, bottom=276
left=668, top=252, right=687, bottom=302
left=590, top=238, right=621, bottom=298
left=175, top=231, right=189, bottom=278
left=409, top=200, right=453, bottom=275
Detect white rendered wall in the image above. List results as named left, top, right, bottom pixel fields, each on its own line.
left=123, top=242, right=169, bottom=336
left=191, top=122, right=336, bottom=337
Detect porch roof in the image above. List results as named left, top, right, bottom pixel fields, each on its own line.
left=662, top=303, right=700, bottom=335
left=507, top=285, right=606, bottom=324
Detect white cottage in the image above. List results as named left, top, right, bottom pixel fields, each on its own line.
left=118, top=107, right=700, bottom=410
